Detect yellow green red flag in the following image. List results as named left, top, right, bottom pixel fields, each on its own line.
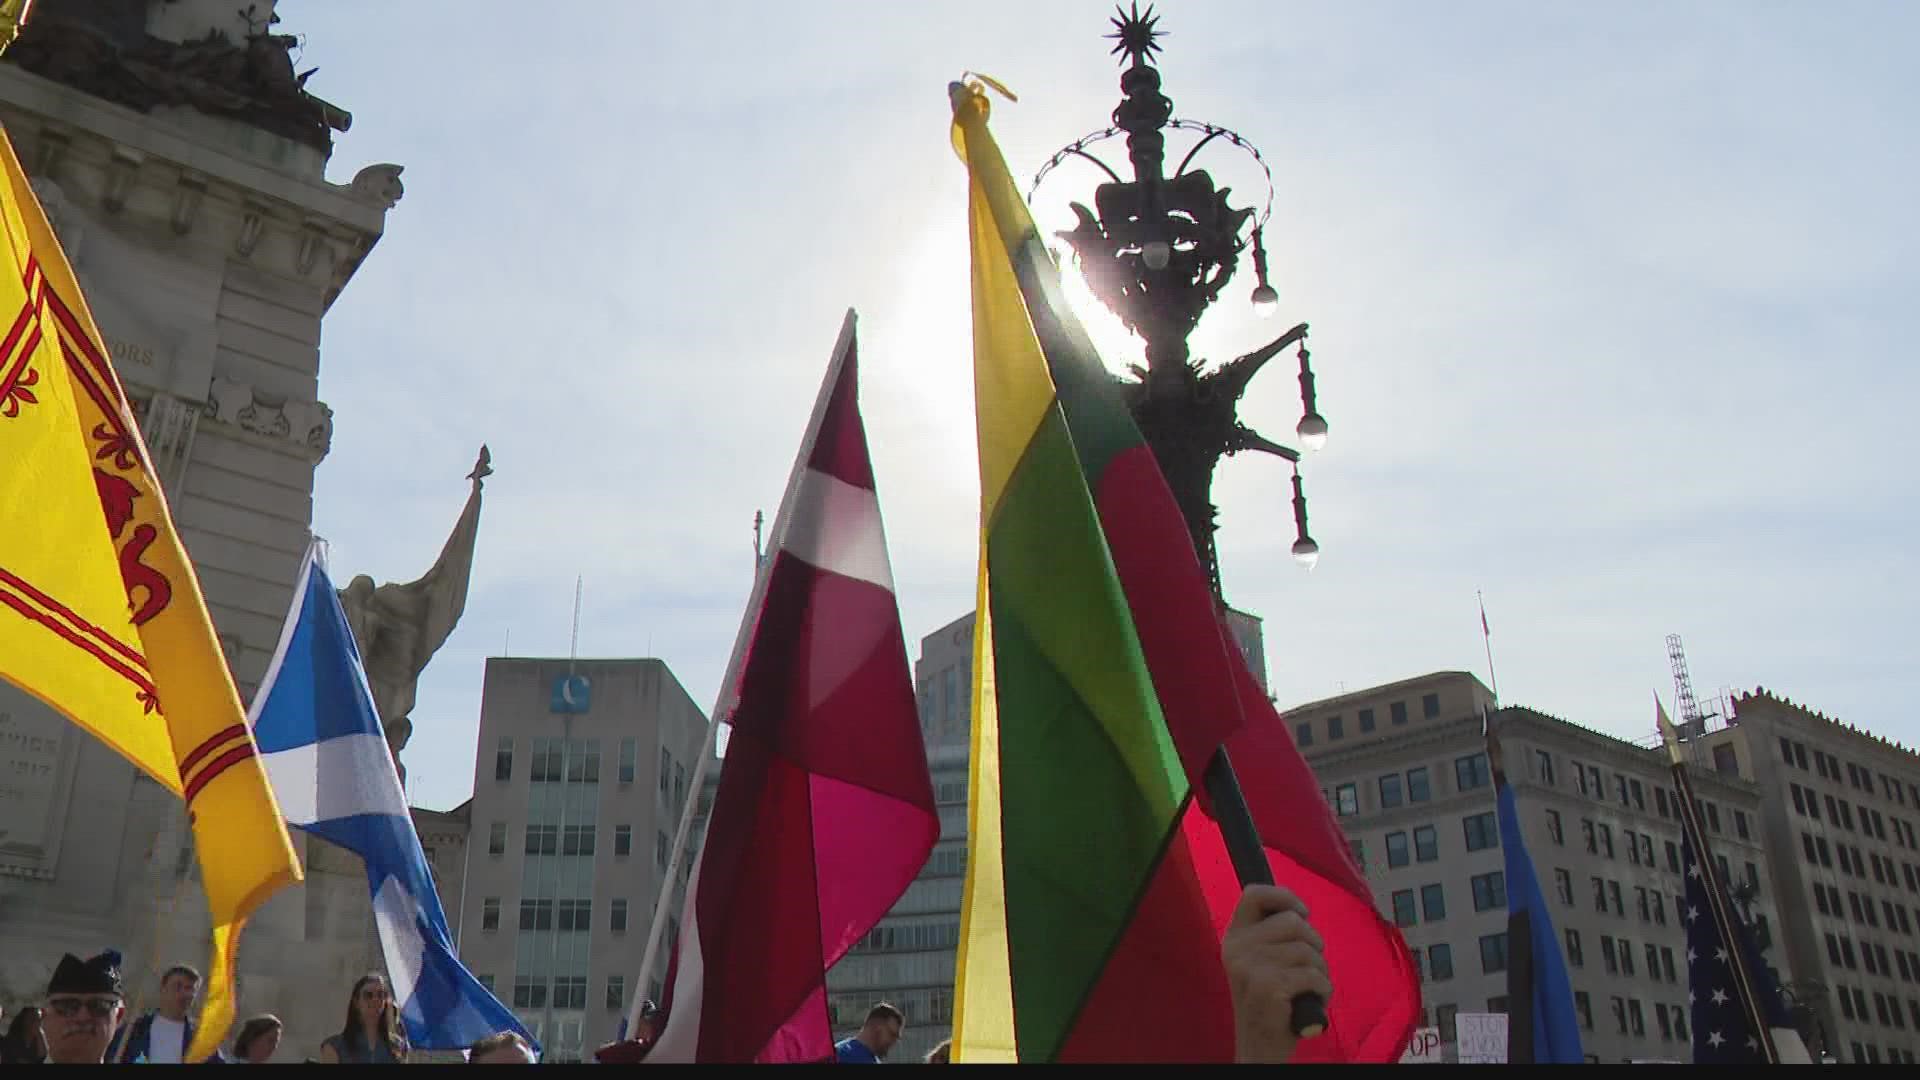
left=0, top=125, right=301, bottom=1063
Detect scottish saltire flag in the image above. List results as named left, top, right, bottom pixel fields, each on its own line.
left=1488, top=719, right=1584, bottom=1063
left=252, top=541, right=535, bottom=1054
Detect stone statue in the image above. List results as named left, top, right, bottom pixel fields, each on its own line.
left=338, top=447, right=490, bottom=783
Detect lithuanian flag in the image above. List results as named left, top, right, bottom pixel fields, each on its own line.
left=0, top=126, right=300, bottom=1062
left=948, top=80, right=1420, bottom=1063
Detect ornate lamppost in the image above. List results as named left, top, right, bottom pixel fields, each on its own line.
left=1035, top=3, right=1327, bottom=601
left=1030, top=7, right=1334, bottom=1039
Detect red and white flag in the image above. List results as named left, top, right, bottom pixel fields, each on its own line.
left=641, top=309, right=938, bottom=1063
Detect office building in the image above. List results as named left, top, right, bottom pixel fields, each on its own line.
left=1697, top=690, right=1920, bottom=1065
left=1284, top=671, right=1788, bottom=1064
left=455, top=658, right=709, bottom=1061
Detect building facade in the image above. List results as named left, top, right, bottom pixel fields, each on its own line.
left=454, top=658, right=709, bottom=1062
left=0, top=0, right=404, bottom=1059
left=1284, top=671, right=1788, bottom=1064
left=1698, top=690, right=1920, bottom=1065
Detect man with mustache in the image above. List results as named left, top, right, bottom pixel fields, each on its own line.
left=40, top=951, right=126, bottom=1065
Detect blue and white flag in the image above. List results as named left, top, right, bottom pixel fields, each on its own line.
left=252, top=540, right=534, bottom=1054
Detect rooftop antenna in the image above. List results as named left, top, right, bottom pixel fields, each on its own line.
left=569, top=575, right=583, bottom=676
left=753, top=509, right=766, bottom=569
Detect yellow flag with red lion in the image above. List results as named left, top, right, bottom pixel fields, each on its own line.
left=0, top=125, right=301, bottom=1062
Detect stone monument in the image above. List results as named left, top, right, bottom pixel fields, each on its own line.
left=339, top=448, right=490, bottom=783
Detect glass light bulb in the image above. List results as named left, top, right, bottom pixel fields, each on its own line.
left=1296, top=413, right=1329, bottom=452
left=1251, top=283, right=1280, bottom=317
left=1141, top=240, right=1171, bottom=270
left=1291, top=537, right=1320, bottom=570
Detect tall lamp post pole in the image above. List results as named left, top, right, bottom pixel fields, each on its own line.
left=1035, top=5, right=1336, bottom=1042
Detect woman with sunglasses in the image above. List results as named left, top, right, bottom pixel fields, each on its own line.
left=316, top=974, right=410, bottom=1064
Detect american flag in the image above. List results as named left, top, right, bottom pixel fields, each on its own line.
left=1681, top=835, right=1806, bottom=1063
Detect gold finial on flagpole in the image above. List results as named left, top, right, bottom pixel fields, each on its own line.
left=1654, top=694, right=1685, bottom=766
left=0, top=1, right=35, bottom=57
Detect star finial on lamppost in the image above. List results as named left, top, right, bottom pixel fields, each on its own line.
left=1105, top=2, right=1165, bottom=68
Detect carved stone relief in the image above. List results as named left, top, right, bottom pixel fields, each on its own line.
left=204, top=376, right=331, bottom=460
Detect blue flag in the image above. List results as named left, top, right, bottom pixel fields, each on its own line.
left=1492, top=749, right=1585, bottom=1063
left=252, top=541, right=535, bottom=1054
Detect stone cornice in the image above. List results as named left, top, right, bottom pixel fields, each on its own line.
left=0, top=63, right=399, bottom=308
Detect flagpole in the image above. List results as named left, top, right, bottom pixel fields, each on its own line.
left=627, top=309, right=861, bottom=1037
left=1478, top=591, right=1499, bottom=706
left=1657, top=701, right=1778, bottom=1064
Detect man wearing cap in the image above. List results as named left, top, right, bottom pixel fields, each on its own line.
left=40, top=951, right=126, bottom=1065
left=592, top=1000, right=662, bottom=1064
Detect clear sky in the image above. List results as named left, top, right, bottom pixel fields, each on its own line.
left=281, top=1, right=1920, bottom=813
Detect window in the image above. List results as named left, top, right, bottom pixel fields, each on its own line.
left=1391, top=701, right=1409, bottom=725
left=1463, top=812, right=1498, bottom=852
left=1599, top=824, right=1615, bottom=859
left=1611, top=996, right=1627, bottom=1034
left=606, top=975, right=625, bottom=1010
left=1616, top=775, right=1631, bottom=807
left=495, top=737, right=513, bottom=781
left=1422, top=693, right=1441, bottom=719
left=1548, top=810, right=1564, bottom=845
left=1480, top=932, right=1509, bottom=974
left=1660, top=946, right=1676, bottom=983
left=1379, top=774, right=1404, bottom=809
left=554, top=976, right=587, bottom=1010
left=1628, top=999, right=1645, bottom=1037
left=1630, top=779, right=1645, bottom=811
left=1295, top=722, right=1314, bottom=748
left=656, top=829, right=669, bottom=870
left=1386, top=831, right=1410, bottom=868
left=1414, top=825, right=1439, bottom=862
left=1645, top=943, right=1660, bottom=982
left=513, top=976, right=547, bottom=1009
left=518, top=899, right=552, bottom=931
left=530, top=741, right=563, bottom=782
left=1487, top=996, right=1509, bottom=1015
left=1583, top=819, right=1597, bottom=854
left=482, top=897, right=500, bottom=931
left=1328, top=715, right=1345, bottom=741
left=1427, top=942, right=1454, bottom=980
left=614, top=825, right=632, bottom=857
left=1422, top=883, right=1447, bottom=921
left=1335, top=783, right=1359, bottom=817
left=489, top=822, right=507, bottom=856
left=1656, top=786, right=1670, bottom=817
left=1673, top=1004, right=1688, bottom=1041
left=525, top=824, right=557, bottom=855
left=1565, top=928, right=1584, bottom=967
left=1626, top=829, right=1641, bottom=866
left=1472, top=872, right=1506, bottom=912
left=610, top=899, right=629, bottom=933
left=1780, top=736, right=1796, bottom=765
left=1609, top=880, right=1624, bottom=916
left=1392, top=889, right=1417, bottom=927
left=1602, top=934, right=1618, bottom=974
left=1705, top=802, right=1721, bottom=833
left=562, top=824, right=596, bottom=856
left=1455, top=753, right=1491, bottom=792
left=1358, top=707, right=1376, bottom=732
left=1733, top=809, right=1750, bottom=840
left=557, top=898, right=593, bottom=932
left=1592, top=876, right=1607, bottom=913
left=618, top=737, right=637, bottom=783
left=1407, top=768, right=1432, bottom=803
left=1712, top=744, right=1740, bottom=776
left=1587, top=765, right=1603, bottom=797
left=1574, top=991, right=1592, bottom=1031
left=1574, top=760, right=1590, bottom=796
left=1652, top=892, right=1666, bottom=926
left=1555, top=868, right=1573, bottom=906
left=660, top=746, right=673, bottom=798
left=1792, top=784, right=1806, bottom=815
left=1618, top=937, right=1635, bottom=976
left=1537, top=750, right=1556, bottom=786
left=1436, top=1004, right=1458, bottom=1042
left=1640, top=833, right=1655, bottom=866
left=1636, top=886, right=1650, bottom=921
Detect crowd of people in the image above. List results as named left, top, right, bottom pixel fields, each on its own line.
left=0, top=885, right=1328, bottom=1064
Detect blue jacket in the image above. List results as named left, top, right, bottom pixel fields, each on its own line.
left=107, top=1011, right=197, bottom=1064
